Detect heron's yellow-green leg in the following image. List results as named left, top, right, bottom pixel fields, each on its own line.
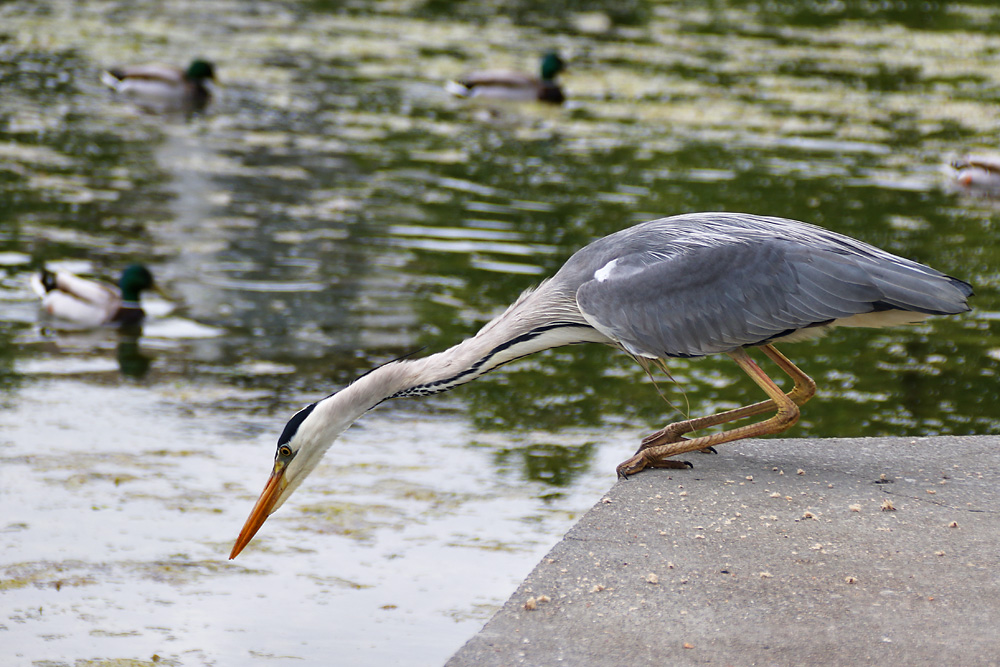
left=617, top=346, right=802, bottom=477
left=636, top=344, right=815, bottom=453
left=759, top=344, right=817, bottom=404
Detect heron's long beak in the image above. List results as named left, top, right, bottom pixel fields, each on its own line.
left=229, top=467, right=288, bottom=560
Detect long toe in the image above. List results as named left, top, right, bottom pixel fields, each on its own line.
left=649, top=459, right=694, bottom=469
left=616, top=454, right=693, bottom=478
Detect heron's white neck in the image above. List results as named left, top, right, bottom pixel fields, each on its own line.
left=317, top=282, right=609, bottom=424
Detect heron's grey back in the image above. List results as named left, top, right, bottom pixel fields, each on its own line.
left=566, top=213, right=971, bottom=358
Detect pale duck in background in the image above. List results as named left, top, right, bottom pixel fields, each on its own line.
left=101, top=59, right=216, bottom=112
left=446, top=52, right=565, bottom=104
left=31, top=264, right=155, bottom=327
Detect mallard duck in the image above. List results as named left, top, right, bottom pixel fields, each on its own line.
left=446, top=52, right=565, bottom=104
left=100, top=59, right=216, bottom=112
left=31, top=264, right=155, bottom=327
left=951, top=154, right=1000, bottom=196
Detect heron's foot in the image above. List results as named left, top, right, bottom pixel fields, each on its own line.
left=616, top=452, right=693, bottom=479
left=700, top=446, right=717, bottom=454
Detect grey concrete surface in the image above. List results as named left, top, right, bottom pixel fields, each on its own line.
left=447, top=436, right=1000, bottom=666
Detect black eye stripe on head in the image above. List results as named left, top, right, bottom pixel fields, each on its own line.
left=277, top=402, right=317, bottom=448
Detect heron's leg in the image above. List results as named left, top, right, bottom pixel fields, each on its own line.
left=759, top=344, right=816, bottom=405
left=637, top=344, right=814, bottom=452
left=617, top=347, right=801, bottom=478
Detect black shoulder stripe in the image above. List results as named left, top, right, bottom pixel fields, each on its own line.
left=389, top=322, right=592, bottom=399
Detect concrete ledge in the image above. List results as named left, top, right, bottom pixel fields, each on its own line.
left=447, top=436, right=1000, bottom=666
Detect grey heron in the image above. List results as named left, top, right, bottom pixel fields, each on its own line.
left=230, top=211, right=972, bottom=559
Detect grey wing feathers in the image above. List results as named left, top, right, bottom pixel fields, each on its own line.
left=575, top=230, right=971, bottom=359
left=863, top=262, right=972, bottom=314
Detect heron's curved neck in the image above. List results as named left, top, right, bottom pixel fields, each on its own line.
left=333, top=284, right=607, bottom=414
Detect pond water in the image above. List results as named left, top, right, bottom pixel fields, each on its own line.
left=2, top=1, right=1000, bottom=665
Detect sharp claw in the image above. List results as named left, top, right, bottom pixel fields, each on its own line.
left=616, top=456, right=645, bottom=478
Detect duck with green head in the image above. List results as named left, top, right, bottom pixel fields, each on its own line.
left=101, top=59, right=216, bottom=112
left=32, top=264, right=155, bottom=327
left=446, top=52, right=566, bottom=104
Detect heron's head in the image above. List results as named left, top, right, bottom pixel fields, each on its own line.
left=229, top=397, right=350, bottom=559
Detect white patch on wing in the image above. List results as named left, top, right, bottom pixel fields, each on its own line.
left=593, top=258, right=619, bottom=282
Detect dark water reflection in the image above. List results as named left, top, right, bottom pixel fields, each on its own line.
left=2, top=0, right=1000, bottom=662
left=2, top=0, right=999, bottom=440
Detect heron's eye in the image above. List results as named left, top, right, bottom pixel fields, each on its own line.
left=278, top=445, right=292, bottom=459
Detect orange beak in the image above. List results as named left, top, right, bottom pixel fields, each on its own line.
left=229, top=468, right=287, bottom=559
